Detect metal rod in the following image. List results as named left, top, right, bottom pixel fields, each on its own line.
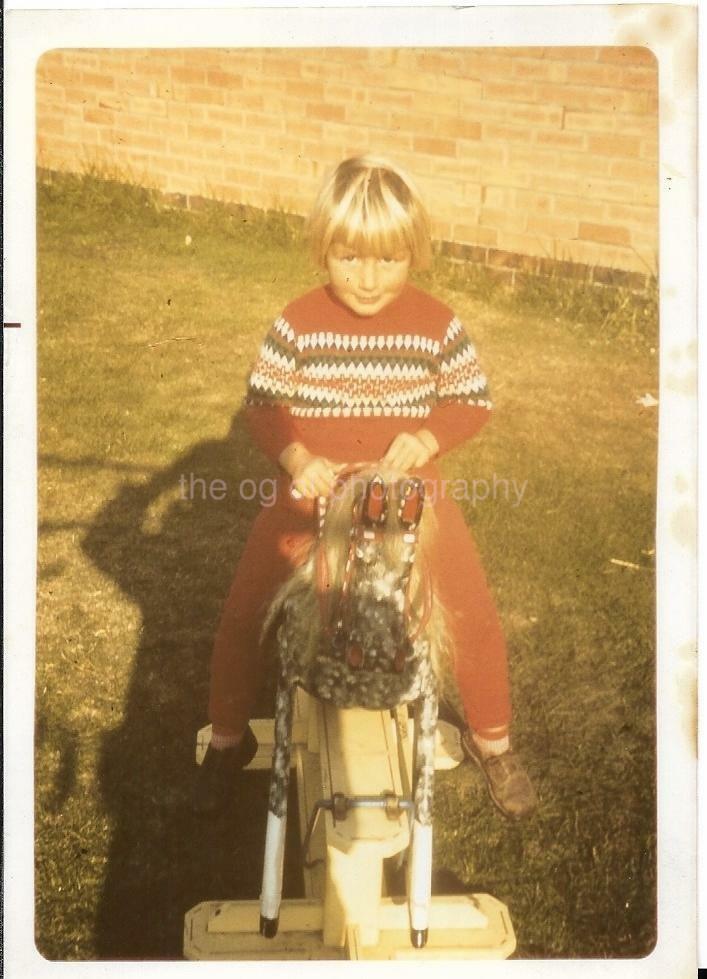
left=301, top=793, right=414, bottom=868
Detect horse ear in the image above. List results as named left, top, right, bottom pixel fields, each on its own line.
left=398, top=478, right=425, bottom=529
left=362, top=474, right=388, bottom=526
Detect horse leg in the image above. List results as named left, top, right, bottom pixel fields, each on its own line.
left=259, top=673, right=294, bottom=938
left=408, top=685, right=438, bottom=948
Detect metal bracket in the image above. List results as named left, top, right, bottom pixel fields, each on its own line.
left=302, top=792, right=414, bottom=868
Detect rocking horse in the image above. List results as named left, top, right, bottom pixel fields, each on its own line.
left=184, top=467, right=515, bottom=959
left=259, top=467, right=446, bottom=948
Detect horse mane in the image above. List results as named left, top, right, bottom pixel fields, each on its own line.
left=263, top=465, right=452, bottom=682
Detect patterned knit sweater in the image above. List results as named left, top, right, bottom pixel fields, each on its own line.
left=245, top=282, right=492, bottom=465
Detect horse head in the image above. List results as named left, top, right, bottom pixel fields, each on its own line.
left=264, top=466, right=450, bottom=710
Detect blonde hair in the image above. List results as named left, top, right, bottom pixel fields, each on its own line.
left=263, top=466, right=451, bottom=682
left=307, top=156, right=432, bottom=270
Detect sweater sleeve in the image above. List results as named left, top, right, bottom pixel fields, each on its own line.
left=245, top=314, right=303, bottom=464
left=424, top=316, right=493, bottom=456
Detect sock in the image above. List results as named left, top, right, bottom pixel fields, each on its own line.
left=472, top=731, right=510, bottom=759
left=210, top=729, right=243, bottom=751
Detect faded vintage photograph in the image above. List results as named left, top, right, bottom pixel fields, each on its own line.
left=34, top=43, right=659, bottom=961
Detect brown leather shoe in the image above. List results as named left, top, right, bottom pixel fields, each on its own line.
left=463, top=733, right=538, bottom=820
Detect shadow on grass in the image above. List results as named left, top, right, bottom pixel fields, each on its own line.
left=81, top=409, right=303, bottom=959
left=35, top=714, right=80, bottom=815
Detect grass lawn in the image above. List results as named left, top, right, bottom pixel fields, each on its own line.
left=35, top=172, right=658, bottom=959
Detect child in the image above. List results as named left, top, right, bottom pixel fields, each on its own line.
left=194, top=155, right=537, bottom=820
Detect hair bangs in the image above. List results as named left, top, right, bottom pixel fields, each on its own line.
left=330, top=174, right=414, bottom=259
left=309, top=155, right=432, bottom=269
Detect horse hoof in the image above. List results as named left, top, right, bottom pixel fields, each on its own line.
left=260, top=915, right=279, bottom=938
left=410, top=927, right=428, bottom=948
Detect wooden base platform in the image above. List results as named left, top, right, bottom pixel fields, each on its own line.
left=185, top=693, right=516, bottom=960
left=185, top=894, right=515, bottom=960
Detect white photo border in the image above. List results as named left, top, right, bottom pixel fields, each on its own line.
left=4, top=3, right=698, bottom=977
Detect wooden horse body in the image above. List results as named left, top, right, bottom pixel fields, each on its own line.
left=259, top=468, right=446, bottom=948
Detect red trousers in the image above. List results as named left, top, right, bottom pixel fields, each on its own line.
left=209, top=477, right=512, bottom=736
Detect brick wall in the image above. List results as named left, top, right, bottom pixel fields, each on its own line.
left=36, top=47, right=658, bottom=285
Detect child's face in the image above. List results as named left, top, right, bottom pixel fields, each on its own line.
left=326, top=242, right=411, bottom=317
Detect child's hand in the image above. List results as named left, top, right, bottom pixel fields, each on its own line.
left=381, top=429, right=439, bottom=472
left=279, top=442, right=344, bottom=499
left=293, top=456, right=345, bottom=499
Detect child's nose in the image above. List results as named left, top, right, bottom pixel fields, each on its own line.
left=360, top=258, right=379, bottom=292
